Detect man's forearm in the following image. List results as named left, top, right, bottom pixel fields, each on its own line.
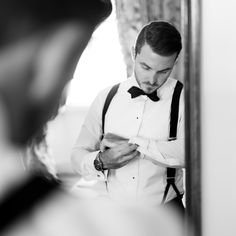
left=129, top=136, right=184, bottom=168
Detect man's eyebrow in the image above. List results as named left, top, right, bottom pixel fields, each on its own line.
left=140, top=62, right=172, bottom=72
left=158, top=68, right=172, bottom=72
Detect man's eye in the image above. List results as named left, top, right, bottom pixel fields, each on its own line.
left=160, top=70, right=169, bottom=74
left=142, top=65, right=150, bottom=70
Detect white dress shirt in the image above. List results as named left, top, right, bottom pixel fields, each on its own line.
left=72, top=75, right=185, bottom=207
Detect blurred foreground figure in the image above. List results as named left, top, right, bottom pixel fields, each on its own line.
left=21, top=125, right=58, bottom=180
left=0, top=1, right=186, bottom=235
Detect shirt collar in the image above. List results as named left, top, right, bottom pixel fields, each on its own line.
left=126, top=74, right=140, bottom=88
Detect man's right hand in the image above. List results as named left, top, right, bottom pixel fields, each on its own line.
left=99, top=142, right=139, bottom=170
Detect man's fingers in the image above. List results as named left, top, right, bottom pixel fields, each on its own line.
left=100, top=142, right=139, bottom=169
left=122, top=150, right=140, bottom=162
left=116, top=143, right=138, bottom=156
left=116, top=151, right=140, bottom=168
left=100, top=138, right=129, bottom=151
left=104, top=133, right=128, bottom=141
left=100, top=139, right=117, bottom=151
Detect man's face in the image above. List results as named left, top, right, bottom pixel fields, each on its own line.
left=133, top=43, right=177, bottom=94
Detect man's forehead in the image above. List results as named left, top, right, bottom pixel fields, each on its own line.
left=137, top=46, right=177, bottom=71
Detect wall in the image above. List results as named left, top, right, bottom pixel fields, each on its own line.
left=115, top=0, right=182, bottom=78
left=201, top=1, right=236, bottom=235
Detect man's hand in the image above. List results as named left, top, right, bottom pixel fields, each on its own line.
left=99, top=133, right=139, bottom=169
left=100, top=142, right=139, bottom=170
left=100, top=133, right=129, bottom=151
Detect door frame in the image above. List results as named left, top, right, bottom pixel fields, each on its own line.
left=183, top=0, right=202, bottom=235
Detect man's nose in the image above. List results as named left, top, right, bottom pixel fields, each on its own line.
left=148, top=72, right=158, bottom=85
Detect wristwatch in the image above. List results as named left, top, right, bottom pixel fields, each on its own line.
left=94, top=151, right=104, bottom=172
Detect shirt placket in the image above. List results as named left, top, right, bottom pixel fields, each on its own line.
left=133, top=96, right=148, bottom=199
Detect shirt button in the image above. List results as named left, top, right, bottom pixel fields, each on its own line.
left=136, top=117, right=139, bottom=119
left=132, top=177, right=135, bottom=179
left=97, top=174, right=100, bottom=177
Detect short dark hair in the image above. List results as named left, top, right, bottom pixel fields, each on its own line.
left=134, top=21, right=182, bottom=58
left=0, top=0, right=112, bottom=50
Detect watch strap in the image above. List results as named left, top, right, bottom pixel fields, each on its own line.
left=94, top=152, right=104, bottom=171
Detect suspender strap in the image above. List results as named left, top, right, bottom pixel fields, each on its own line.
left=162, top=80, right=183, bottom=204
left=102, top=83, right=120, bottom=136
left=169, top=80, right=183, bottom=140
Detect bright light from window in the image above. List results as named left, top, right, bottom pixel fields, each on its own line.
left=66, top=3, right=127, bottom=107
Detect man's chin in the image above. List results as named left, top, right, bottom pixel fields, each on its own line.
left=142, top=86, right=158, bottom=94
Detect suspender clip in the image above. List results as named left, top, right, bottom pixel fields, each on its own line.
left=168, top=137, right=176, bottom=141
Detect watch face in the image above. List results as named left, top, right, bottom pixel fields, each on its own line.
left=94, top=158, right=103, bottom=171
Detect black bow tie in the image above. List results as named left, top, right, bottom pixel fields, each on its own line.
left=127, top=86, right=159, bottom=102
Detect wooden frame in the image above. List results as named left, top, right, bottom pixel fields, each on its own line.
left=183, top=0, right=202, bottom=235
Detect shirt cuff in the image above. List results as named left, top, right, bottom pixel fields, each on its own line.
left=129, top=136, right=165, bottom=163
left=83, top=151, right=107, bottom=181
left=129, top=137, right=149, bottom=159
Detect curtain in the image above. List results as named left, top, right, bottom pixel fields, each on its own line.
left=114, top=0, right=183, bottom=81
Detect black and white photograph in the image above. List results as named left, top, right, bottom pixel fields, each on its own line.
left=0, top=0, right=235, bottom=236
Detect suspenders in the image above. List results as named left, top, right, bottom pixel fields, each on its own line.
left=161, top=80, right=183, bottom=203
left=102, top=83, right=120, bottom=136
left=102, top=80, right=183, bottom=204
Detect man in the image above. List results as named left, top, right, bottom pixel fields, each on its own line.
left=71, top=21, right=185, bottom=211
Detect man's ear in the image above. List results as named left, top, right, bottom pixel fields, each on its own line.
left=131, top=46, right=135, bottom=61
left=174, top=53, right=180, bottom=65
left=175, top=58, right=178, bottom=65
